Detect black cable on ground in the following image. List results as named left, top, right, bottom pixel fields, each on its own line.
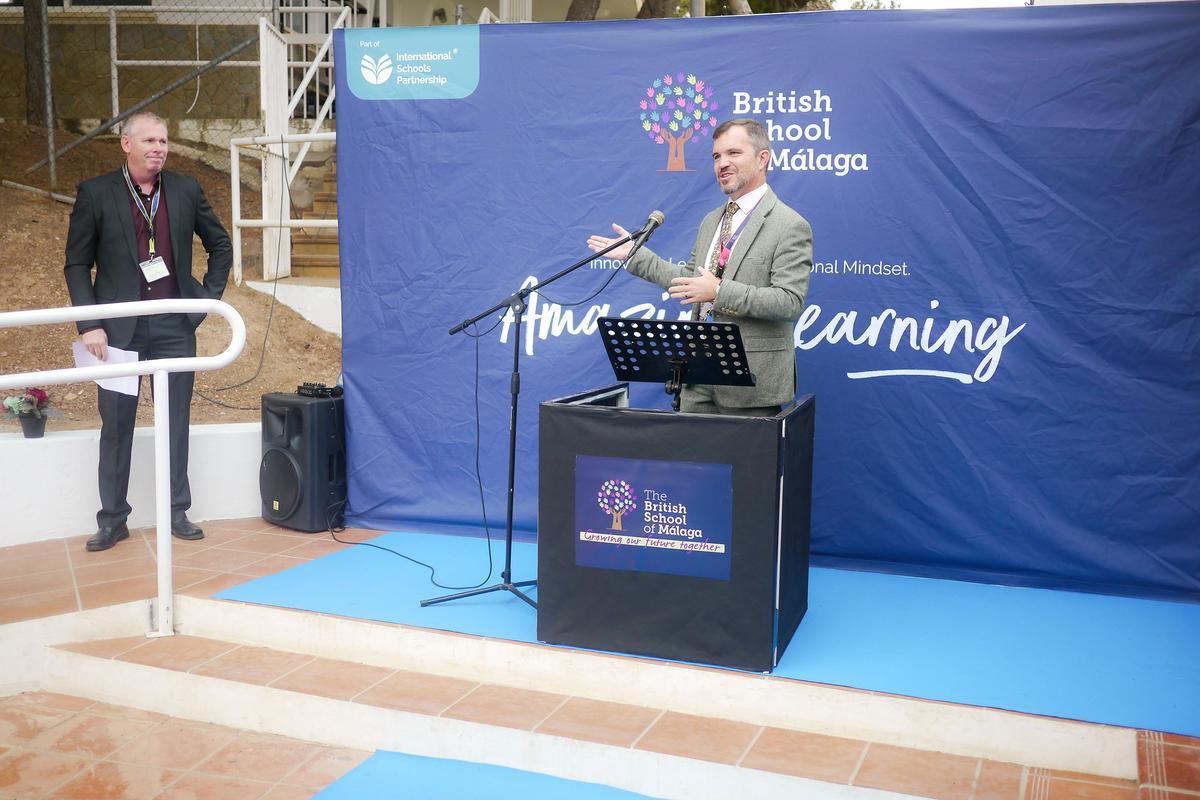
left=194, top=140, right=291, bottom=411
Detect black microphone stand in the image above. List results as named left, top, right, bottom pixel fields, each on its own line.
left=421, top=229, right=643, bottom=609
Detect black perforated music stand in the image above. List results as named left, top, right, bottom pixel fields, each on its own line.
left=598, top=317, right=756, bottom=411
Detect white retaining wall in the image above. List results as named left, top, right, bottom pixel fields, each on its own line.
left=0, top=422, right=262, bottom=545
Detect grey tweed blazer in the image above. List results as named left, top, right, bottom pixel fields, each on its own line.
left=625, top=186, right=812, bottom=408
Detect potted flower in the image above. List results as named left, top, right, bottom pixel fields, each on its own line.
left=4, top=387, right=54, bottom=439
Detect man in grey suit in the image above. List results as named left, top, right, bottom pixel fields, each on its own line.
left=588, top=118, right=812, bottom=416
left=64, top=111, right=232, bottom=551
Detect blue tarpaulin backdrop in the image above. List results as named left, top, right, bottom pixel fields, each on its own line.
left=333, top=4, right=1200, bottom=601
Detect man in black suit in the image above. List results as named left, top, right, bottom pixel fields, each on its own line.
left=64, top=111, right=232, bottom=552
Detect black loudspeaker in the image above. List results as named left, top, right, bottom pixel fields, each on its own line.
left=260, top=393, right=346, bottom=532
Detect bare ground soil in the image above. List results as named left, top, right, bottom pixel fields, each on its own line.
left=1, top=122, right=342, bottom=431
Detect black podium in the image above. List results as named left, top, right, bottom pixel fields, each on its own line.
left=536, top=385, right=815, bottom=672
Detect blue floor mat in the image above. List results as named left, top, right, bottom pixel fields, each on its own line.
left=314, top=751, right=660, bottom=799
left=219, top=530, right=540, bottom=641
left=217, top=529, right=1200, bottom=736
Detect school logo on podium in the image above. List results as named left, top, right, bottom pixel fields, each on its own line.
left=577, top=456, right=733, bottom=581
left=360, top=54, right=393, bottom=85
left=639, top=72, right=719, bottom=172
left=596, top=479, right=638, bottom=531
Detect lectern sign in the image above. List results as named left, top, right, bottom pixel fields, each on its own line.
left=575, top=455, right=733, bottom=580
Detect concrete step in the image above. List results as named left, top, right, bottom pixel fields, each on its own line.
left=292, top=253, right=339, bottom=269
left=294, top=228, right=339, bottom=244
left=2, top=597, right=1141, bottom=799
left=293, top=240, right=339, bottom=257
left=26, top=607, right=1135, bottom=799
left=314, top=191, right=337, bottom=204
left=77, top=600, right=1144, bottom=775
left=290, top=264, right=342, bottom=279
left=38, top=631, right=870, bottom=798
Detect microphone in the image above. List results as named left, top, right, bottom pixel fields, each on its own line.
left=626, top=210, right=665, bottom=261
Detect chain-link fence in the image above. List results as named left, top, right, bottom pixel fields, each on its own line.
left=0, top=0, right=339, bottom=193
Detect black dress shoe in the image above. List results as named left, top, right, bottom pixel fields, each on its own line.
left=86, top=523, right=130, bottom=552
left=170, top=516, right=205, bottom=541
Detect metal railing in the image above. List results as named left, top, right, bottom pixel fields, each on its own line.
left=0, top=299, right=246, bottom=637
left=106, top=4, right=269, bottom=135
left=233, top=10, right=348, bottom=284
left=231, top=131, right=338, bottom=284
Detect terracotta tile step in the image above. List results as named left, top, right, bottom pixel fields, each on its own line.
left=0, top=691, right=368, bottom=798
left=48, top=635, right=1144, bottom=800
left=0, top=517, right=362, bottom=626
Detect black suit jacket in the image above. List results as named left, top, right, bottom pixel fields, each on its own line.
left=64, top=168, right=232, bottom=348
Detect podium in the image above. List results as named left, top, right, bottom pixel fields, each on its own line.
left=536, top=385, right=815, bottom=672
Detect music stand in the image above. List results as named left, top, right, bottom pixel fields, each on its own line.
left=597, top=318, right=756, bottom=411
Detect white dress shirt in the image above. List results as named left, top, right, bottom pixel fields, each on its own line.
left=700, top=183, right=769, bottom=319
left=703, top=182, right=770, bottom=271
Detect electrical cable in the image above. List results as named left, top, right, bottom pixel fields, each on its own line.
left=536, top=262, right=626, bottom=308
left=314, top=311, right=501, bottom=590
left=225, top=142, right=521, bottom=594
left=532, top=238, right=633, bottom=308
left=185, top=27, right=201, bottom=115
left=320, top=316, right=499, bottom=591
left=193, top=139, right=290, bottom=410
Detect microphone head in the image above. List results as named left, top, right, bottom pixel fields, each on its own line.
left=648, top=210, right=665, bottom=226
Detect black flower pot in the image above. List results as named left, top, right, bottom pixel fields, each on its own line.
left=18, top=413, right=46, bottom=439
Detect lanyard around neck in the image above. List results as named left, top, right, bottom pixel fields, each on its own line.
left=716, top=195, right=763, bottom=272
left=122, top=165, right=161, bottom=256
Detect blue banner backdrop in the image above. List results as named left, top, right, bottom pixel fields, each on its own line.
left=333, top=4, right=1200, bottom=601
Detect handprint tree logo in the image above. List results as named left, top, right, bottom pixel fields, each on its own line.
left=641, top=72, right=718, bottom=172
left=597, top=480, right=638, bottom=531
left=360, top=53, right=393, bottom=86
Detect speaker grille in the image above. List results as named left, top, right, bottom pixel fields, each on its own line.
left=260, top=447, right=303, bottom=522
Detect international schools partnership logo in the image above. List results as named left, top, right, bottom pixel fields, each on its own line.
left=597, top=479, right=637, bottom=531
left=640, top=72, right=718, bottom=172
left=360, top=53, right=393, bottom=86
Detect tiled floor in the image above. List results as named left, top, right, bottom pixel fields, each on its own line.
left=0, top=691, right=369, bottom=799
left=3, top=519, right=1200, bottom=800
left=52, top=633, right=1200, bottom=800
left=0, top=519, right=381, bottom=626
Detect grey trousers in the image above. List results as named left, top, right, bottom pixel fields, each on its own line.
left=680, top=383, right=782, bottom=418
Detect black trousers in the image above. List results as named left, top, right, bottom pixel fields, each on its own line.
left=96, top=314, right=196, bottom=528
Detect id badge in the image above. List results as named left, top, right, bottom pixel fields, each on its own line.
left=139, top=256, right=170, bottom=283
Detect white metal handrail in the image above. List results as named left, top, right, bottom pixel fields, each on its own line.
left=231, top=131, right=338, bottom=284
left=0, top=299, right=246, bottom=638
left=287, top=7, right=349, bottom=118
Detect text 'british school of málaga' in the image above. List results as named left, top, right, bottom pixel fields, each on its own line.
left=733, top=89, right=868, bottom=177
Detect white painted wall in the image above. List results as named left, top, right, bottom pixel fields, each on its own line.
left=0, top=423, right=262, bottom=546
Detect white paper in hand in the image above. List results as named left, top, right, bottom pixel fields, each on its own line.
left=72, top=341, right=141, bottom=396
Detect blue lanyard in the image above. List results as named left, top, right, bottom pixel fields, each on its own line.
left=122, top=165, right=161, bottom=256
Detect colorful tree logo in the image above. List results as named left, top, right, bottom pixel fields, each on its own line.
left=640, top=72, right=718, bottom=172
left=597, top=479, right=638, bottom=530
